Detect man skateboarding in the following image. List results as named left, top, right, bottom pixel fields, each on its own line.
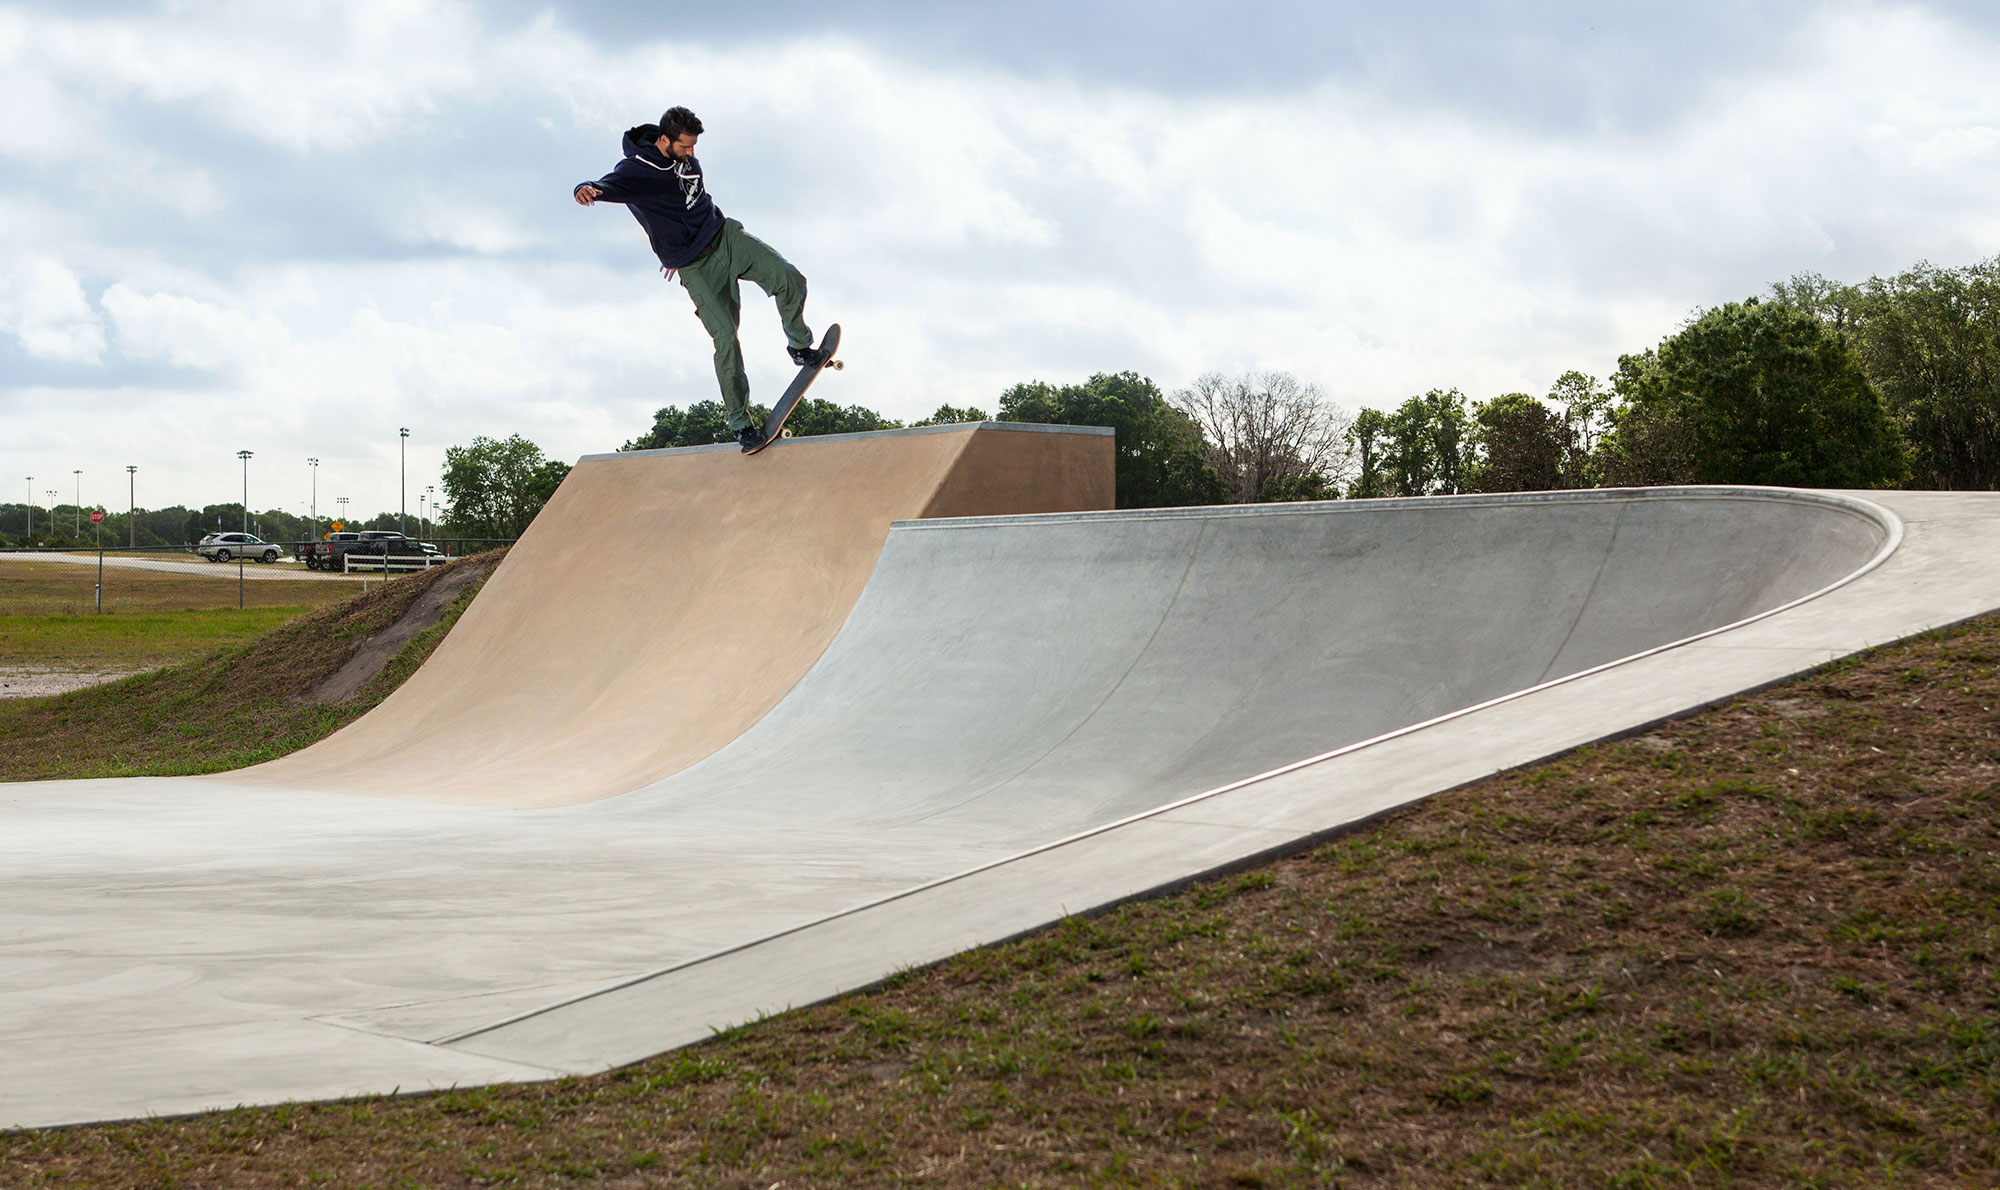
left=574, top=106, right=826, bottom=450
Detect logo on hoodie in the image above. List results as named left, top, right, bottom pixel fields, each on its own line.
left=675, top=160, right=705, bottom=211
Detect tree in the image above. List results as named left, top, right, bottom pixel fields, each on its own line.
left=439, top=434, right=572, bottom=539
left=1546, top=370, right=1614, bottom=486
left=1605, top=299, right=1906, bottom=488
left=623, top=397, right=901, bottom=450
left=1469, top=393, right=1566, bottom=493
left=623, top=400, right=744, bottom=450
left=913, top=404, right=989, bottom=425
left=1169, top=371, right=1353, bottom=503
left=999, top=371, right=1227, bottom=508
left=1467, top=373, right=1615, bottom=493
left=785, top=399, right=900, bottom=437
left=1345, top=408, right=1391, bottom=498
left=1780, top=259, right=2000, bottom=490
left=1374, top=388, right=1473, bottom=496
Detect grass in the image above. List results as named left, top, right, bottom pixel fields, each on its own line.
left=0, top=560, right=359, bottom=668
left=2, top=609, right=1996, bottom=1185
left=0, top=554, right=497, bottom=781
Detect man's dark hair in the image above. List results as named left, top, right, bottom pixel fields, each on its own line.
left=659, top=106, right=704, bottom=141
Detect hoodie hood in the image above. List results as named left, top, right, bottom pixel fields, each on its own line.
left=622, top=125, right=672, bottom=166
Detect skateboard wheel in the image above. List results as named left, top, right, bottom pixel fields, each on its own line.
left=828, top=360, right=844, bottom=371
left=780, top=428, right=793, bottom=438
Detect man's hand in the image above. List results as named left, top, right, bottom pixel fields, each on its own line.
left=574, top=185, right=601, bottom=206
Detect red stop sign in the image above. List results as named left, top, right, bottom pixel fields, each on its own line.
left=89, top=508, right=105, bottom=524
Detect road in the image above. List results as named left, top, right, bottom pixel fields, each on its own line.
left=0, top=550, right=366, bottom=582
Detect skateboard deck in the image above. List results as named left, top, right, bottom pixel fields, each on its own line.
left=743, top=323, right=843, bottom=455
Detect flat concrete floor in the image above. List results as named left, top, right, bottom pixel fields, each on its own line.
left=5, top=485, right=1999, bottom=1128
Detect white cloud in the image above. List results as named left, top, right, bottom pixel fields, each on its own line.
left=412, top=198, right=540, bottom=255
left=102, top=284, right=291, bottom=373
left=0, top=1, right=1996, bottom=518
left=0, top=256, right=105, bottom=362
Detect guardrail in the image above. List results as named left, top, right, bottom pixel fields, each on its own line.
left=342, top=553, right=449, bottom=574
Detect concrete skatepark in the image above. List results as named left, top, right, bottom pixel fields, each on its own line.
left=5, top=420, right=2000, bottom=1130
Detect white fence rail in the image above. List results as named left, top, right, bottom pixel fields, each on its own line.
left=343, top=552, right=446, bottom=574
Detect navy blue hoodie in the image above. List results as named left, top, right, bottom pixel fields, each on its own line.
left=575, top=127, right=726, bottom=270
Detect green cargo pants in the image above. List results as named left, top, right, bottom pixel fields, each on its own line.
left=676, top=218, right=813, bottom=434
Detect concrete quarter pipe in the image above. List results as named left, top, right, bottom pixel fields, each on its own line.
left=5, top=422, right=2000, bottom=1128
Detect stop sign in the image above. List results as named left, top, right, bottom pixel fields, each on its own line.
left=89, top=508, right=105, bottom=524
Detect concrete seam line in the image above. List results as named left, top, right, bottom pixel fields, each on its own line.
left=437, top=487, right=1902, bottom=1045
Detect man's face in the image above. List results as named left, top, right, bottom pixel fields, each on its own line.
left=655, top=132, right=698, bottom=160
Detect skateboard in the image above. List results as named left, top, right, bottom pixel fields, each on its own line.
left=743, top=323, right=843, bottom=455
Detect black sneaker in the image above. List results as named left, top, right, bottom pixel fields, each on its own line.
left=787, top=343, right=826, bottom=368
left=735, top=425, right=763, bottom=451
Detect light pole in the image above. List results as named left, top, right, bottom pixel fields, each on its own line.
left=237, top=450, right=253, bottom=533
left=398, top=427, right=409, bottom=537
left=308, top=457, right=320, bottom=539
left=72, top=469, right=81, bottom=536
left=47, top=491, right=58, bottom=537
left=426, top=484, right=436, bottom=539
left=23, top=476, right=31, bottom=540
left=126, top=465, right=137, bottom=548
left=336, top=495, right=349, bottom=529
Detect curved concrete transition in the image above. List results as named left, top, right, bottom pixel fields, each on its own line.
left=229, top=422, right=1115, bottom=804
left=4, top=422, right=2000, bottom=1129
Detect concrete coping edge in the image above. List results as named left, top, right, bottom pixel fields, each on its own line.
left=579, top=420, right=1114, bottom=462
left=892, top=483, right=1902, bottom=532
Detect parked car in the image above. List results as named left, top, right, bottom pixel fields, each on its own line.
left=296, top=530, right=363, bottom=571
left=196, top=532, right=281, bottom=563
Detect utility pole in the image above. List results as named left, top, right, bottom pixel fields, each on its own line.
left=72, top=469, right=81, bottom=536
left=126, top=465, right=137, bottom=548
left=237, top=450, right=253, bottom=533
left=308, top=457, right=320, bottom=539
left=399, top=427, right=409, bottom=536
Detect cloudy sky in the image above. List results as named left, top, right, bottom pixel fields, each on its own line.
left=2, top=1, right=1996, bottom=523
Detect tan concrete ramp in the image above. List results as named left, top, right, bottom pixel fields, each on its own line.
left=229, top=423, right=1113, bottom=806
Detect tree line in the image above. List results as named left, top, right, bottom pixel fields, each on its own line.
left=611, top=255, right=1993, bottom=509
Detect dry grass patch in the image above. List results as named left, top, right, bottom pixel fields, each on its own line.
left=1, top=609, right=1996, bottom=1187
left=0, top=553, right=500, bottom=780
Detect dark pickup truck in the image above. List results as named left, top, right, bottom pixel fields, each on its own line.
left=298, top=531, right=441, bottom=571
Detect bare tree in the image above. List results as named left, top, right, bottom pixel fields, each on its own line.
left=1170, top=371, right=1355, bottom=503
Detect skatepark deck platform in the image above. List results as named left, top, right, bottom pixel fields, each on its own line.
left=5, top=421, right=2000, bottom=1129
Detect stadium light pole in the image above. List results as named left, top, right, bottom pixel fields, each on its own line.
left=126, top=465, right=137, bottom=548
left=336, top=495, right=349, bottom=528
left=308, top=457, right=319, bottom=539
left=426, top=484, right=436, bottom=539
left=398, top=427, right=409, bottom=536
left=237, top=450, right=252, bottom=533
left=23, top=476, right=31, bottom=540
left=72, top=470, right=81, bottom=536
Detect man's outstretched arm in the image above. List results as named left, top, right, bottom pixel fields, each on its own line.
left=572, top=160, right=670, bottom=207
